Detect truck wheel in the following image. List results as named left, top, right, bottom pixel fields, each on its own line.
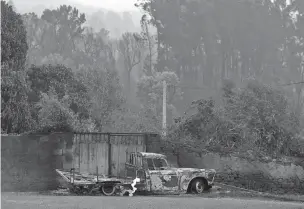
left=101, top=185, right=116, bottom=196
left=190, top=179, right=207, bottom=194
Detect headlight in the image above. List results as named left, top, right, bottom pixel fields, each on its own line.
left=207, top=171, right=216, bottom=181
left=208, top=172, right=214, bottom=178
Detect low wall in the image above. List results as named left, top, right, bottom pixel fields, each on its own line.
left=180, top=150, right=304, bottom=194
left=147, top=138, right=304, bottom=194
left=1, top=133, right=73, bottom=192
left=1, top=132, right=157, bottom=192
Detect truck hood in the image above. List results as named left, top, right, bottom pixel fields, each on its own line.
left=173, top=168, right=216, bottom=175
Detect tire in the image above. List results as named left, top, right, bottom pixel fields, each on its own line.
left=101, top=185, right=116, bottom=196
left=190, top=178, right=207, bottom=194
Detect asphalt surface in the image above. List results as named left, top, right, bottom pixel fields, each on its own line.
left=2, top=194, right=304, bottom=209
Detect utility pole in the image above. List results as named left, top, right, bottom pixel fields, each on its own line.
left=162, top=80, right=167, bottom=137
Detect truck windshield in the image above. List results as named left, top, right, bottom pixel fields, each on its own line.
left=146, top=158, right=168, bottom=170
left=153, top=158, right=168, bottom=169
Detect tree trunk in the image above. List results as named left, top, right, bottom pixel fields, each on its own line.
left=127, top=69, right=131, bottom=93
left=296, top=71, right=304, bottom=115
left=221, top=51, right=227, bottom=80
left=176, top=150, right=182, bottom=168
left=204, top=55, right=214, bottom=87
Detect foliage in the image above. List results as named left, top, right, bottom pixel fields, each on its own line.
left=40, top=53, right=75, bottom=70
left=22, top=12, right=48, bottom=66
left=139, top=15, right=157, bottom=76
left=3, top=1, right=304, bottom=160
left=117, top=32, right=143, bottom=90
left=34, top=87, right=95, bottom=133
left=35, top=88, right=77, bottom=132
left=224, top=80, right=300, bottom=156
left=133, top=0, right=304, bottom=157
left=137, top=71, right=183, bottom=132
left=76, top=65, right=125, bottom=131
left=137, top=71, right=182, bottom=105
left=74, top=27, right=115, bottom=70
left=3, top=3, right=143, bottom=134
left=1, top=67, right=35, bottom=133
left=171, top=80, right=301, bottom=157
left=41, top=5, right=86, bottom=58
left=27, top=64, right=90, bottom=118
left=1, top=1, right=34, bottom=133
left=136, top=0, right=304, bottom=112
left=1, top=1, right=28, bottom=70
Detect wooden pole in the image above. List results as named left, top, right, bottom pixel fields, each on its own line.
left=162, top=80, right=167, bottom=137
left=96, top=142, right=98, bottom=182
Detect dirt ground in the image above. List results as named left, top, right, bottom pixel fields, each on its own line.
left=2, top=193, right=304, bottom=209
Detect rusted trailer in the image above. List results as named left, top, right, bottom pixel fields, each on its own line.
left=55, top=169, right=124, bottom=196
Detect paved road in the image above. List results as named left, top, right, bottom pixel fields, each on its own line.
left=2, top=194, right=304, bottom=209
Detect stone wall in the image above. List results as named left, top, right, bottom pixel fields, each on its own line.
left=1, top=132, right=73, bottom=192
left=146, top=138, right=304, bottom=194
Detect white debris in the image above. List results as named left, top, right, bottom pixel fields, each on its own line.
left=129, top=177, right=140, bottom=197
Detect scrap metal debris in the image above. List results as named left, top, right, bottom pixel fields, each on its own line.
left=129, top=177, right=140, bottom=196
left=118, top=177, right=140, bottom=196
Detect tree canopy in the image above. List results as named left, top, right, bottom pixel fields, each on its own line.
left=1, top=1, right=33, bottom=133
left=1, top=0, right=303, bottom=157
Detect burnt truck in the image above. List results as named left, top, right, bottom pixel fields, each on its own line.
left=56, top=152, right=216, bottom=196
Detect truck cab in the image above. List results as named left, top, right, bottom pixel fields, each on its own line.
left=125, top=152, right=216, bottom=194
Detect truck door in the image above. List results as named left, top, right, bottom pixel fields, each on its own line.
left=147, top=158, right=179, bottom=192
left=125, top=153, right=147, bottom=191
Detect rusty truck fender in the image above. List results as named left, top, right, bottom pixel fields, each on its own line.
left=179, top=172, right=211, bottom=192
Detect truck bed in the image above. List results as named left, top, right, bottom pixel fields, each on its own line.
left=55, top=169, right=133, bottom=186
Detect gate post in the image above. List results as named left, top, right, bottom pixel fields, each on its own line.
left=107, top=133, right=112, bottom=177
left=144, top=134, right=148, bottom=152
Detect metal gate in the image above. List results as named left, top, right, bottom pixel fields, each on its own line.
left=68, top=133, right=154, bottom=177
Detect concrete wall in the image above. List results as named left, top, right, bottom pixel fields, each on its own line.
left=146, top=138, right=304, bottom=194
left=179, top=151, right=304, bottom=194
left=1, top=132, right=155, bottom=192
left=1, top=133, right=73, bottom=192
